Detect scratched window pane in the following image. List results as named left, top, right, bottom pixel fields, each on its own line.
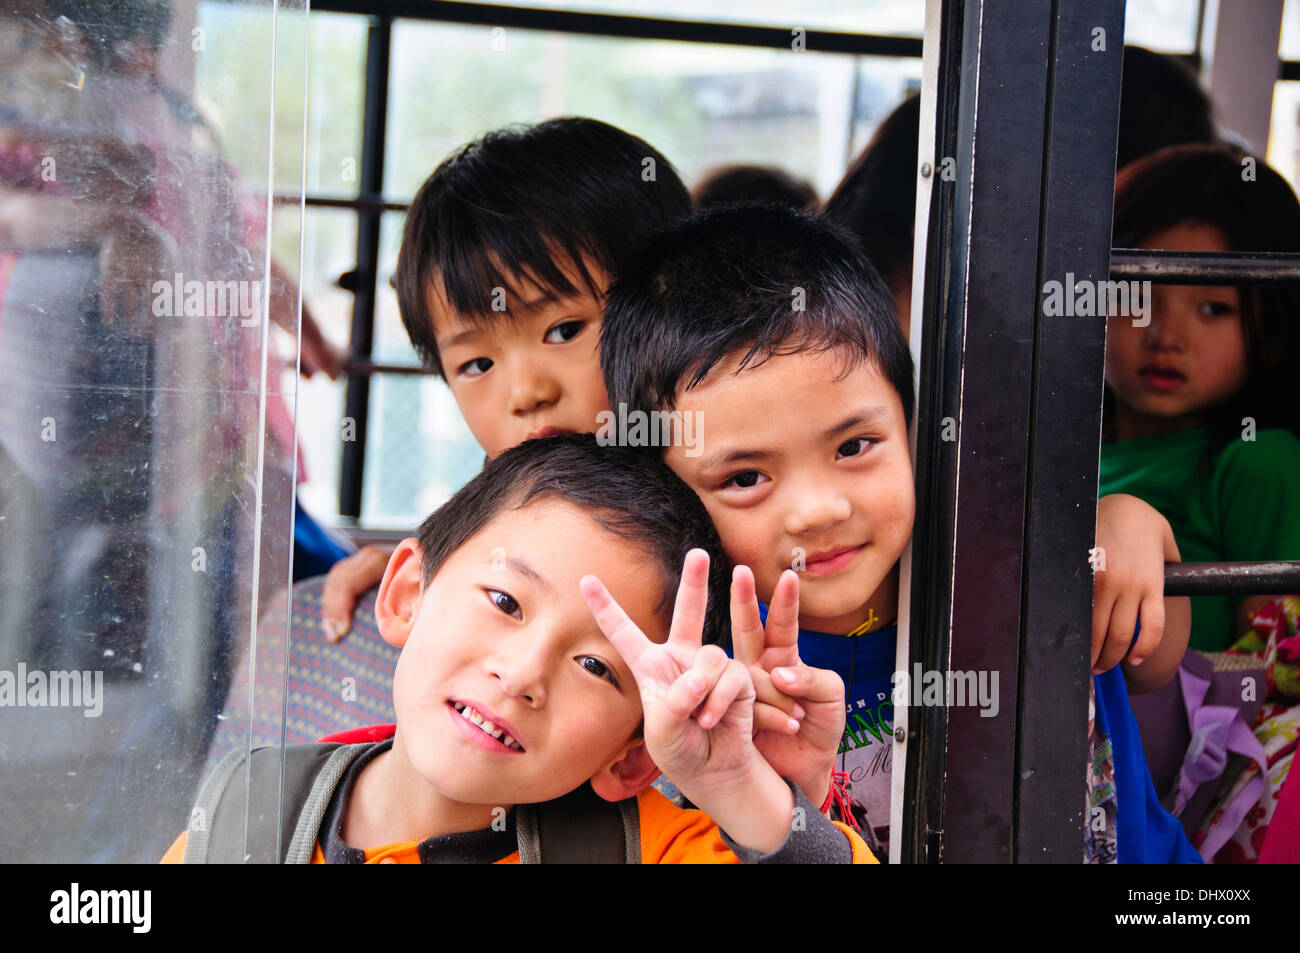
left=0, top=0, right=307, bottom=862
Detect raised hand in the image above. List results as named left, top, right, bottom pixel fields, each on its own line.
left=732, top=566, right=845, bottom=808
left=580, top=549, right=795, bottom=852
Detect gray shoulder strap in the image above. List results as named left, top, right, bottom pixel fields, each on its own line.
left=182, top=746, right=248, bottom=864
left=517, top=784, right=642, bottom=864
left=182, top=743, right=369, bottom=864
left=284, top=746, right=366, bottom=864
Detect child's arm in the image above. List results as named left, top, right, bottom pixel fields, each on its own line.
left=581, top=550, right=803, bottom=855
left=731, top=565, right=843, bottom=809
left=1093, top=493, right=1191, bottom=694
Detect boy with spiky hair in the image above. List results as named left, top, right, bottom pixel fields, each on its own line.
left=600, top=204, right=1192, bottom=858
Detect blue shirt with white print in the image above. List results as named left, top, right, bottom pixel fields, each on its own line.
left=755, top=602, right=897, bottom=855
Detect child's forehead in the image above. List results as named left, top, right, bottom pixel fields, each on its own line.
left=426, top=249, right=609, bottom=333
left=680, top=345, right=897, bottom=409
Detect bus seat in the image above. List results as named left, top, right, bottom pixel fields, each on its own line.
left=202, top=575, right=397, bottom=778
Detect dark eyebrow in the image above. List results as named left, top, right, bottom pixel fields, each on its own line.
left=821, top=407, right=890, bottom=441
left=516, top=291, right=561, bottom=314
left=696, top=406, right=893, bottom=475
left=696, top=446, right=774, bottom=475
left=436, top=327, right=483, bottom=352
left=500, top=556, right=554, bottom=594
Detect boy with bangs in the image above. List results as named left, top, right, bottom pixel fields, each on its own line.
left=319, top=116, right=693, bottom=636
left=600, top=203, right=1196, bottom=861
left=163, top=436, right=875, bottom=863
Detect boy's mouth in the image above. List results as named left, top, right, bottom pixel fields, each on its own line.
left=449, top=700, right=525, bottom=752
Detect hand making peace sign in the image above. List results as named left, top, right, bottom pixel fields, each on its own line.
left=579, top=549, right=765, bottom=804
left=732, top=566, right=847, bottom=809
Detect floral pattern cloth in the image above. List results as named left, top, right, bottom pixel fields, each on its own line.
left=1198, top=596, right=1300, bottom=862
left=1085, top=680, right=1119, bottom=864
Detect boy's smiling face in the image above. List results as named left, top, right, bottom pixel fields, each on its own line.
left=431, top=256, right=612, bottom=458
left=380, top=499, right=662, bottom=808
left=664, top=347, right=914, bottom=634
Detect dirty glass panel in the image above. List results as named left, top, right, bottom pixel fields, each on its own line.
left=0, top=0, right=306, bottom=862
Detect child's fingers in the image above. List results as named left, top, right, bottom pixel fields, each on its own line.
left=321, top=546, right=390, bottom=641
left=751, top=668, right=803, bottom=719
left=771, top=663, right=845, bottom=707
left=580, top=574, right=653, bottom=675
left=764, top=570, right=801, bottom=662
left=1094, top=593, right=1140, bottom=675
left=693, top=659, right=755, bottom=730
left=730, top=565, right=765, bottom=666
left=753, top=702, right=802, bottom=735
left=662, top=645, right=731, bottom=721
left=1129, top=594, right=1165, bottom=667
left=1090, top=583, right=1116, bottom=669
left=666, top=549, right=711, bottom=652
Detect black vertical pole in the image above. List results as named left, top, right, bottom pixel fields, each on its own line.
left=1015, top=0, right=1126, bottom=861
left=904, top=0, right=1125, bottom=862
left=338, top=15, right=391, bottom=519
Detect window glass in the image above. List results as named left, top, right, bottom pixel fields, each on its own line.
left=386, top=19, right=920, bottom=203
left=1123, top=0, right=1201, bottom=53
left=0, top=0, right=307, bottom=861
left=435, top=0, right=925, bottom=36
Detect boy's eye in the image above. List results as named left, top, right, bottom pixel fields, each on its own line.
left=459, top=357, right=493, bottom=377
left=577, top=655, right=619, bottom=688
left=543, top=320, right=585, bottom=344
left=721, top=470, right=767, bottom=490
left=837, top=437, right=877, bottom=458
left=484, top=588, right=522, bottom=620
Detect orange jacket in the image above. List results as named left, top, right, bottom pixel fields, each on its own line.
left=161, top=785, right=877, bottom=864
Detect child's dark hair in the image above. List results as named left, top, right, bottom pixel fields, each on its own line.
left=601, top=203, right=914, bottom=426
left=1110, top=142, right=1300, bottom=452
left=823, top=92, right=920, bottom=298
left=415, top=434, right=732, bottom=647
left=395, top=117, right=691, bottom=378
left=692, top=164, right=818, bottom=211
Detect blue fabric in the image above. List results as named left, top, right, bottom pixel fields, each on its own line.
left=292, top=500, right=351, bottom=582
left=1094, top=620, right=1201, bottom=864
left=752, top=602, right=897, bottom=850
left=752, top=603, right=896, bottom=728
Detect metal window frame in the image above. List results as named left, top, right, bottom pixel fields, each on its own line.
left=902, top=0, right=1127, bottom=863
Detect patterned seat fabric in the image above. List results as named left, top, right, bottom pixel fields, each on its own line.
left=203, top=576, right=397, bottom=776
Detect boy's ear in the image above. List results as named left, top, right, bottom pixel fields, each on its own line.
left=588, top=737, right=661, bottom=803
left=374, top=538, right=424, bottom=649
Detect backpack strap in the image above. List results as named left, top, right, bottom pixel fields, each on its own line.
left=183, top=743, right=370, bottom=863
left=517, top=784, right=642, bottom=864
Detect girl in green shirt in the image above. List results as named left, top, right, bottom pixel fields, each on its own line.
left=1101, top=144, right=1300, bottom=651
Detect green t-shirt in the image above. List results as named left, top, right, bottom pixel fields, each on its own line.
left=1098, top=426, right=1300, bottom=651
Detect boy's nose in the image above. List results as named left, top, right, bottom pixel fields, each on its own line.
left=485, top=638, right=551, bottom=707
left=782, top=482, right=853, bottom=537
left=508, top=359, right=562, bottom=415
